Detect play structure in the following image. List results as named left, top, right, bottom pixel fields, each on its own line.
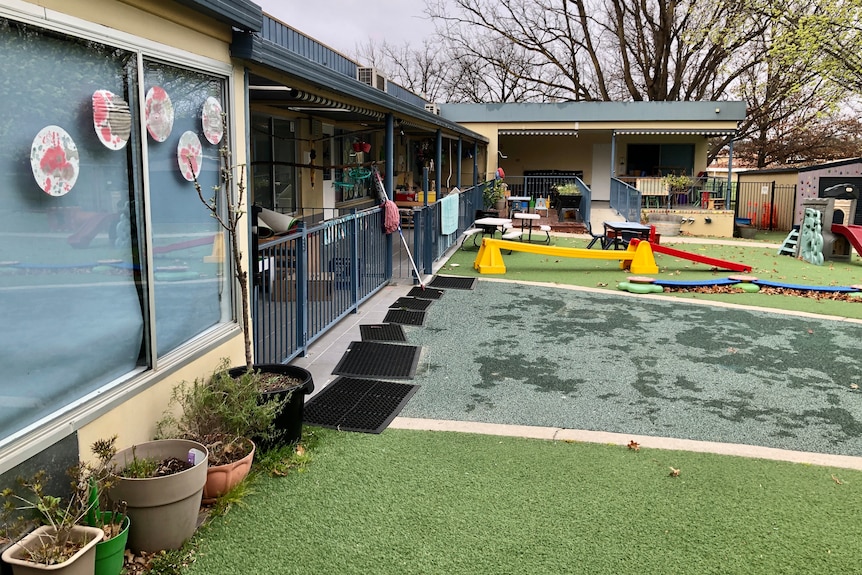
left=795, top=187, right=862, bottom=265
left=628, top=239, right=752, bottom=273
left=474, top=237, right=659, bottom=275
left=473, top=236, right=751, bottom=276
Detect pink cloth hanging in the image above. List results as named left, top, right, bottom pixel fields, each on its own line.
left=382, top=199, right=401, bottom=234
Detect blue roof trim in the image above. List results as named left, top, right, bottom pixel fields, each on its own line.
left=231, top=30, right=488, bottom=142
left=174, top=0, right=262, bottom=31
left=438, top=101, right=747, bottom=123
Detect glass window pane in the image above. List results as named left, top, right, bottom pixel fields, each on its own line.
left=272, top=118, right=296, bottom=212
left=0, top=20, right=144, bottom=438
left=143, top=61, right=229, bottom=356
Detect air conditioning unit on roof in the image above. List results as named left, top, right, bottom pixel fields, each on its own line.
left=424, top=103, right=440, bottom=115
left=356, top=67, right=387, bottom=91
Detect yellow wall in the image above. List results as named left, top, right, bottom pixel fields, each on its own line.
left=31, top=0, right=231, bottom=61
left=460, top=120, right=738, bottom=184
left=17, top=0, right=249, bottom=459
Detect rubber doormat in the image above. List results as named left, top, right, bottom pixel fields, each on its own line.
left=383, top=309, right=426, bottom=326
left=428, top=276, right=477, bottom=290
left=333, top=340, right=421, bottom=379
left=303, top=376, right=419, bottom=433
left=360, top=323, right=407, bottom=342
left=407, top=286, right=445, bottom=299
left=389, top=297, right=433, bottom=311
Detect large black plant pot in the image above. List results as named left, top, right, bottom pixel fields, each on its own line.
left=229, top=364, right=314, bottom=447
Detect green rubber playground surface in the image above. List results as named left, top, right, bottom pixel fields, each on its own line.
left=442, top=236, right=862, bottom=319
left=401, top=281, right=862, bottom=457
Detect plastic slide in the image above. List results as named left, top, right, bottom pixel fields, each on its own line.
left=629, top=239, right=751, bottom=273
left=66, top=212, right=118, bottom=249
left=831, top=224, right=862, bottom=258
left=473, top=237, right=659, bottom=275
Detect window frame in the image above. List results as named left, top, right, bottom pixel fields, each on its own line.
left=0, top=4, right=242, bottom=475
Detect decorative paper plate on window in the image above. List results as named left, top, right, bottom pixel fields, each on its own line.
left=201, top=96, right=223, bottom=145
left=177, top=131, right=203, bottom=181
left=30, top=125, right=79, bottom=196
left=145, top=86, right=174, bottom=142
left=92, top=90, right=131, bottom=150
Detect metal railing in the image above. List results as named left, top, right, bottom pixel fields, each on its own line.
left=497, top=175, right=593, bottom=224
left=610, top=178, right=642, bottom=222
left=252, top=184, right=485, bottom=364
left=253, top=207, right=390, bottom=364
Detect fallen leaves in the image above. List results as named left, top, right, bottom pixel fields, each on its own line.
left=627, top=440, right=640, bottom=451
left=831, top=474, right=844, bottom=485
left=669, top=467, right=681, bottom=478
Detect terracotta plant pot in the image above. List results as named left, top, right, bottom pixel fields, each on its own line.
left=108, top=439, right=208, bottom=554
left=202, top=439, right=256, bottom=504
left=2, top=525, right=103, bottom=575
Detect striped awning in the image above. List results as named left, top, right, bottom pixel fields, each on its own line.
left=498, top=129, right=579, bottom=136
left=613, top=129, right=736, bottom=136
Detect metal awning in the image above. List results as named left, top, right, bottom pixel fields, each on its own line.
left=499, top=129, right=579, bottom=136
left=613, top=129, right=736, bottom=136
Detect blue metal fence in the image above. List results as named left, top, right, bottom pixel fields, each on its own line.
left=253, top=208, right=390, bottom=365
left=610, top=178, right=642, bottom=222
left=253, top=184, right=485, bottom=364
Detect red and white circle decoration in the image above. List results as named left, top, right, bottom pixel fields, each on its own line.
left=177, top=131, right=203, bottom=181
left=201, top=96, right=224, bottom=145
left=30, top=126, right=79, bottom=196
left=92, top=90, right=131, bottom=150
left=145, top=86, right=174, bottom=142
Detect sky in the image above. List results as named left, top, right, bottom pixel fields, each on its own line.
left=254, top=0, right=437, bottom=56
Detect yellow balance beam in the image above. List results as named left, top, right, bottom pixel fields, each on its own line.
left=473, top=238, right=659, bottom=275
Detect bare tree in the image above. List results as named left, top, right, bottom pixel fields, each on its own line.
left=354, top=38, right=450, bottom=102
left=425, top=0, right=772, bottom=102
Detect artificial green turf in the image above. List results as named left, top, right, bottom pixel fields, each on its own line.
left=187, top=428, right=862, bottom=575
left=443, top=236, right=862, bottom=319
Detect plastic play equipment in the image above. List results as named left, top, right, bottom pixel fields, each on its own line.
left=830, top=224, right=862, bottom=258
left=629, top=239, right=752, bottom=273
left=473, top=237, right=659, bottom=275
left=616, top=274, right=862, bottom=295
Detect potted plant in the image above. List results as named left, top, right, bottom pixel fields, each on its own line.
left=156, top=359, right=287, bottom=503
left=1, top=471, right=103, bottom=575
left=483, top=178, right=505, bottom=212
left=107, top=439, right=208, bottom=554
left=553, top=182, right=582, bottom=221
left=190, top=119, right=314, bottom=447
left=663, top=173, right=694, bottom=206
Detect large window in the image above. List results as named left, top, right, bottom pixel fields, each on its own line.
left=0, top=17, right=232, bottom=444
left=250, top=114, right=296, bottom=212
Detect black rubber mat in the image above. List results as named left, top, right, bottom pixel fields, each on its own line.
left=407, top=286, right=445, bottom=300
left=303, top=376, right=419, bottom=434
left=383, top=309, right=426, bottom=326
left=428, top=276, right=477, bottom=290
left=360, top=323, right=407, bottom=342
left=332, top=340, right=421, bottom=379
left=389, top=297, right=433, bottom=311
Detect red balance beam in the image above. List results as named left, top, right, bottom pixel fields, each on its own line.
left=629, top=239, right=751, bottom=273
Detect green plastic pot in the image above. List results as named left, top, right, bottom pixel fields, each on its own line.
left=94, top=512, right=130, bottom=575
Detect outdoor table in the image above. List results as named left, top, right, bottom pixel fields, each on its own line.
left=602, top=221, right=651, bottom=250
left=512, top=212, right=543, bottom=242
left=473, top=216, right=513, bottom=246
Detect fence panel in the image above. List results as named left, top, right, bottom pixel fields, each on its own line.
left=736, top=182, right=796, bottom=230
